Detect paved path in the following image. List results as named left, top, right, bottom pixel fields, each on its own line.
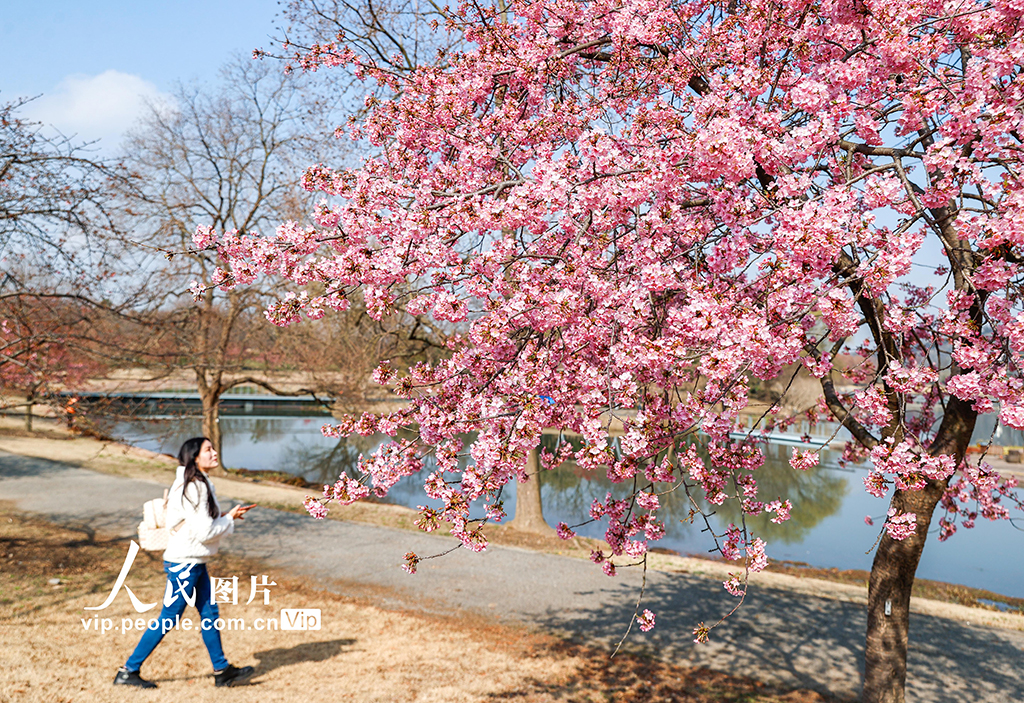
left=2, top=450, right=1022, bottom=702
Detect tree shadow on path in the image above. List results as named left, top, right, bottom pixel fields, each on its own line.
left=535, top=571, right=1024, bottom=703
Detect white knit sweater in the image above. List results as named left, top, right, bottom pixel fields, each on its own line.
left=162, top=466, right=234, bottom=564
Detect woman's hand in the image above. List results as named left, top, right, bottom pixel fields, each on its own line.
left=227, top=504, right=256, bottom=520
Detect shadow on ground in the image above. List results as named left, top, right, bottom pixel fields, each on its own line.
left=253, top=638, right=358, bottom=676
left=534, top=572, right=1024, bottom=702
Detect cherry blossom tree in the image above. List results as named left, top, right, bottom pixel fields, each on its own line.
left=0, top=300, right=100, bottom=430
left=204, top=1, right=1024, bottom=700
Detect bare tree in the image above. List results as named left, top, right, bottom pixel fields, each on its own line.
left=0, top=97, right=144, bottom=425
left=0, top=98, right=126, bottom=274
left=258, top=0, right=463, bottom=118
left=270, top=295, right=447, bottom=413
left=117, top=60, right=346, bottom=468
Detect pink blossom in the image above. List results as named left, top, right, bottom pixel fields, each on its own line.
left=885, top=509, right=918, bottom=541
left=767, top=499, right=792, bottom=524
left=802, top=354, right=831, bottom=379
left=789, top=449, right=819, bottom=472
left=723, top=575, right=745, bottom=597
left=623, top=539, right=648, bottom=559
left=946, top=373, right=986, bottom=402
left=415, top=506, right=440, bottom=532
left=973, top=258, right=1017, bottom=291
left=303, top=496, right=328, bottom=520
left=328, top=476, right=370, bottom=505
left=312, top=200, right=341, bottom=228
left=854, top=386, right=891, bottom=426
left=635, top=491, right=660, bottom=511
left=373, top=361, right=397, bottom=385
left=746, top=538, right=768, bottom=572
left=1000, top=403, right=1024, bottom=429
left=636, top=609, right=656, bottom=632
left=402, top=552, right=420, bottom=575
left=192, top=224, right=217, bottom=249
left=485, top=502, right=506, bottom=522
left=721, top=524, right=742, bottom=561
left=884, top=362, right=938, bottom=395
left=556, top=522, right=576, bottom=540
left=431, top=291, right=468, bottom=323
left=864, top=472, right=889, bottom=499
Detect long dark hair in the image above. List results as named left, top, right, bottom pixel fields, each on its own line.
left=178, top=437, right=219, bottom=519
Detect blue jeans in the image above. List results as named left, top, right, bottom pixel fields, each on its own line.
left=125, top=561, right=229, bottom=672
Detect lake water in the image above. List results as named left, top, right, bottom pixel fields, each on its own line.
left=106, top=412, right=1024, bottom=598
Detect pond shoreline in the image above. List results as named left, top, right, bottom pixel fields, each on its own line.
left=0, top=415, right=1021, bottom=631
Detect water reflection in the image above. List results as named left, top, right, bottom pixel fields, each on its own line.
left=701, top=443, right=848, bottom=545
left=111, top=413, right=849, bottom=551
left=288, top=433, right=387, bottom=485
left=100, top=411, right=1024, bottom=597
left=533, top=438, right=847, bottom=550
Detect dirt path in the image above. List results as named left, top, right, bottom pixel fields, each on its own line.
left=1, top=425, right=1023, bottom=701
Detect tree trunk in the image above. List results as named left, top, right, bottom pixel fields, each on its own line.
left=24, top=391, right=33, bottom=432
left=508, top=448, right=555, bottom=535
left=863, top=482, right=944, bottom=703
left=199, top=388, right=226, bottom=475
left=863, top=398, right=976, bottom=703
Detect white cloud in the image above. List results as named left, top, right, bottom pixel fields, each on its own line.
left=22, top=70, right=171, bottom=151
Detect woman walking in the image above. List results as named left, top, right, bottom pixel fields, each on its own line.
left=113, top=437, right=256, bottom=688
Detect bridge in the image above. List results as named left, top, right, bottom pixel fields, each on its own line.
left=58, top=390, right=334, bottom=416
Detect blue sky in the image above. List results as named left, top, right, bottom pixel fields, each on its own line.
left=2, top=0, right=286, bottom=149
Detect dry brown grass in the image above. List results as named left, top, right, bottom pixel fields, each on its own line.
left=0, top=509, right=834, bottom=703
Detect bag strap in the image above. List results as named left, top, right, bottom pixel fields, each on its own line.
left=162, top=488, right=169, bottom=508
